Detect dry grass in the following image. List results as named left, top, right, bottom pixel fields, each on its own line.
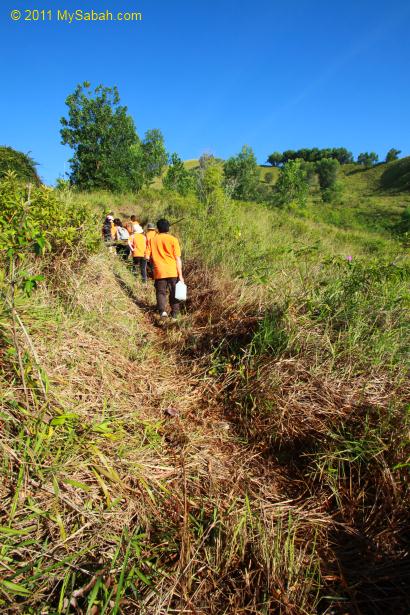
left=1, top=252, right=331, bottom=614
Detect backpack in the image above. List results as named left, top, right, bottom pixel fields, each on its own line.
left=117, top=227, right=129, bottom=241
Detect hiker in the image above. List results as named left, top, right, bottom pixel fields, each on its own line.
left=147, top=218, right=184, bottom=319
left=145, top=222, right=157, bottom=279
left=102, top=214, right=114, bottom=242
left=125, top=215, right=143, bottom=235
left=129, top=227, right=147, bottom=282
left=113, top=218, right=130, bottom=260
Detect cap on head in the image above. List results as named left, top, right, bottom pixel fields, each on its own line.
left=157, top=218, right=170, bottom=233
left=146, top=222, right=156, bottom=230
left=107, top=215, right=114, bottom=221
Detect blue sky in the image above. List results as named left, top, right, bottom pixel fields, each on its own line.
left=1, top=0, right=409, bottom=184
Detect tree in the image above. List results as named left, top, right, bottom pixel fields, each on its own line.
left=274, top=160, right=309, bottom=207
left=315, top=158, right=340, bottom=189
left=357, top=152, right=379, bottom=167
left=163, top=153, right=193, bottom=196
left=224, top=145, right=259, bottom=200
left=332, top=147, right=354, bottom=164
left=267, top=152, right=283, bottom=167
left=315, top=158, right=341, bottom=202
left=265, top=171, right=274, bottom=184
left=0, top=146, right=40, bottom=184
left=60, top=82, right=140, bottom=191
left=140, top=129, right=168, bottom=183
left=385, top=148, right=401, bottom=163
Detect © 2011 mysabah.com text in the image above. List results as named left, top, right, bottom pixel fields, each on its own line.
left=10, top=9, right=143, bottom=22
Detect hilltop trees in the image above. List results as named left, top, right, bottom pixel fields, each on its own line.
left=267, top=151, right=283, bottom=167
left=0, top=146, right=40, bottom=184
left=385, top=148, right=401, bottom=163
left=266, top=147, right=353, bottom=166
left=357, top=152, right=379, bottom=167
left=60, top=82, right=167, bottom=191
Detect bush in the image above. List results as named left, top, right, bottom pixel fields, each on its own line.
left=274, top=159, right=309, bottom=207
left=315, top=158, right=340, bottom=190
left=0, top=146, right=40, bottom=184
left=0, top=173, right=99, bottom=265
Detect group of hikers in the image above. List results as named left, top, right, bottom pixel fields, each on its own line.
left=102, top=214, right=184, bottom=320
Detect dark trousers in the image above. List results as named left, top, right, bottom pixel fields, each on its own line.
left=116, top=244, right=130, bottom=261
left=155, top=278, right=180, bottom=316
left=133, top=257, right=147, bottom=282
left=146, top=259, right=154, bottom=279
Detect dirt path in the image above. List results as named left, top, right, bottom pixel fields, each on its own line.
left=15, top=253, right=323, bottom=614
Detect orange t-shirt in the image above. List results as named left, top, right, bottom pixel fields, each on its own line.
left=129, top=233, right=146, bottom=258
left=110, top=222, right=116, bottom=239
left=149, top=233, right=181, bottom=280
left=145, top=229, right=157, bottom=258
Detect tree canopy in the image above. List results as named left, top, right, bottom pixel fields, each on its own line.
left=163, top=153, right=194, bottom=196
left=357, top=152, right=379, bottom=167
left=267, top=147, right=353, bottom=166
left=60, top=82, right=167, bottom=192
left=0, top=146, right=40, bottom=184
left=385, top=148, right=401, bottom=163
left=224, top=145, right=259, bottom=201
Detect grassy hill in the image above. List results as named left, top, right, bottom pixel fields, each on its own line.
left=1, top=169, right=409, bottom=613
left=177, top=157, right=410, bottom=234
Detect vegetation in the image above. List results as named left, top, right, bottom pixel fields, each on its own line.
left=357, top=151, right=379, bottom=167
left=0, top=146, right=40, bottom=184
left=163, top=152, right=194, bottom=195
left=267, top=147, right=354, bottom=166
left=60, top=82, right=167, bottom=192
left=224, top=145, right=260, bottom=200
left=386, top=147, right=401, bottom=163
left=1, top=142, right=409, bottom=614
left=274, top=159, right=309, bottom=206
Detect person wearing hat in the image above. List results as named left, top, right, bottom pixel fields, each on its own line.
left=147, top=218, right=184, bottom=319
left=129, top=226, right=147, bottom=282
left=144, top=222, right=157, bottom=279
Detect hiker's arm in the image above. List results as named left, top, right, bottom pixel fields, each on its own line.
left=176, top=257, right=184, bottom=284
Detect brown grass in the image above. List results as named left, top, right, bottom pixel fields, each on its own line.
left=1, top=250, right=409, bottom=614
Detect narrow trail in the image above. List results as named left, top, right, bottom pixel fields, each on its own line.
left=112, top=261, right=283, bottom=504
left=25, top=252, right=330, bottom=613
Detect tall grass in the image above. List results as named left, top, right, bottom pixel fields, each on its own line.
left=1, top=177, right=409, bottom=613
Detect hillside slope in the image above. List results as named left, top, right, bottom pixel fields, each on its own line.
left=1, top=177, right=409, bottom=614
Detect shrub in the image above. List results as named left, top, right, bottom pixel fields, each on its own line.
left=0, top=146, right=40, bottom=184
left=274, top=159, right=309, bottom=207
left=315, top=158, right=340, bottom=190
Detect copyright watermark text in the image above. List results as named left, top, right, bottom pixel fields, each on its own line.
left=10, top=8, right=143, bottom=22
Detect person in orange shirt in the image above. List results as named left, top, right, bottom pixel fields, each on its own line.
left=148, top=218, right=184, bottom=319
left=129, top=227, right=147, bottom=282
left=144, top=222, right=157, bottom=279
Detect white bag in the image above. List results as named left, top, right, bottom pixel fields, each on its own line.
left=117, top=227, right=129, bottom=240
left=175, top=281, right=187, bottom=301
